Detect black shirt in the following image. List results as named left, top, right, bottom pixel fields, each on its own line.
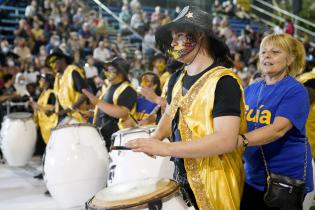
left=305, top=79, right=315, bottom=90
left=96, top=82, right=137, bottom=141
left=72, top=71, right=88, bottom=93
left=47, top=92, right=56, bottom=105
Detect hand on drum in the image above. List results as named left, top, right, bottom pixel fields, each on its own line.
left=126, top=138, right=171, bottom=157
left=82, top=89, right=99, bottom=106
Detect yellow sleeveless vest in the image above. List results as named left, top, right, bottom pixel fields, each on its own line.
left=160, top=71, right=170, bottom=89
left=36, top=89, right=58, bottom=144
left=169, top=66, right=247, bottom=210
left=93, top=81, right=137, bottom=129
left=54, top=65, right=86, bottom=122
left=297, top=70, right=315, bottom=157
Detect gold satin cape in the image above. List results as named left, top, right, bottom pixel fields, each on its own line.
left=297, top=70, right=315, bottom=157
left=93, top=81, right=137, bottom=129
left=54, top=65, right=86, bottom=122
left=35, top=89, right=58, bottom=144
left=168, top=66, right=247, bottom=210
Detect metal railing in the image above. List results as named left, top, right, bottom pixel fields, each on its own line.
left=250, top=0, right=315, bottom=45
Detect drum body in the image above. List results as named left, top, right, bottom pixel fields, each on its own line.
left=0, top=112, right=37, bottom=166
left=44, top=123, right=109, bottom=209
left=108, top=126, right=174, bottom=186
left=87, top=178, right=193, bottom=210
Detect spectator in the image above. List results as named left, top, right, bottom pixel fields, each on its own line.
left=93, top=40, right=112, bottom=62
left=25, top=0, right=37, bottom=18
left=284, top=19, right=295, bottom=36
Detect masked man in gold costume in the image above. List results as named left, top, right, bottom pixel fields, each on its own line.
left=45, top=48, right=88, bottom=123
left=127, top=6, right=246, bottom=210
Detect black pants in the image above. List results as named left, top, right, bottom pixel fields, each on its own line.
left=241, top=183, right=282, bottom=210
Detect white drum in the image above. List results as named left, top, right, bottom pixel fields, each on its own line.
left=108, top=126, right=174, bottom=186
left=0, top=112, right=37, bottom=166
left=87, top=178, right=194, bottom=210
left=44, top=123, right=109, bottom=209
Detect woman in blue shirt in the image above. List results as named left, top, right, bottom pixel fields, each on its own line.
left=240, top=33, right=314, bottom=209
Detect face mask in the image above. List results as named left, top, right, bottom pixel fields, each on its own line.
left=104, top=70, right=117, bottom=81
left=168, top=34, right=197, bottom=60
left=2, top=47, right=9, bottom=53
left=7, top=59, right=15, bottom=67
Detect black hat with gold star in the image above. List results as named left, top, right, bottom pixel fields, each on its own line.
left=155, top=6, right=231, bottom=66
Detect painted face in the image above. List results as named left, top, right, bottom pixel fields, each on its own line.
left=168, top=31, right=197, bottom=60
left=104, top=65, right=118, bottom=81
left=48, top=56, right=63, bottom=73
left=140, top=74, right=155, bottom=89
left=154, top=58, right=166, bottom=74
left=259, top=45, right=291, bottom=77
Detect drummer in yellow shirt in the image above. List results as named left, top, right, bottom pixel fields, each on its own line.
left=28, top=73, right=57, bottom=144
left=45, top=48, right=88, bottom=123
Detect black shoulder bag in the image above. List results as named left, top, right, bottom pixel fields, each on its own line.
left=260, top=142, right=306, bottom=210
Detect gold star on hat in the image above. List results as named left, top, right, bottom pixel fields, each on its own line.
left=186, top=12, right=193, bottom=18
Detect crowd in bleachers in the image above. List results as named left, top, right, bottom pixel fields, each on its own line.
left=0, top=0, right=314, bottom=129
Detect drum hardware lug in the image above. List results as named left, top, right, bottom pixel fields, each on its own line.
left=108, top=165, right=116, bottom=184
left=148, top=199, right=162, bottom=210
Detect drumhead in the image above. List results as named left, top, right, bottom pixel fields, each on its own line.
left=6, top=112, right=32, bottom=120
left=88, top=178, right=179, bottom=209
left=52, top=123, right=96, bottom=131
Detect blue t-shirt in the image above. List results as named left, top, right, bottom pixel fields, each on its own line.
left=136, top=97, right=157, bottom=114
left=244, top=76, right=313, bottom=192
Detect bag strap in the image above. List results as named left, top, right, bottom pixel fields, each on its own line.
left=256, top=82, right=307, bottom=181
left=259, top=139, right=307, bottom=181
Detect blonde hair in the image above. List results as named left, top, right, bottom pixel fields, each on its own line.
left=260, top=33, right=306, bottom=76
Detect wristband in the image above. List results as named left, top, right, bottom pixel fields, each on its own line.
left=240, top=134, right=249, bottom=148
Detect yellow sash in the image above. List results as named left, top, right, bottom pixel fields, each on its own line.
left=54, top=65, right=86, bottom=122
left=297, top=71, right=315, bottom=157
left=169, top=66, right=246, bottom=210
left=36, top=89, right=58, bottom=144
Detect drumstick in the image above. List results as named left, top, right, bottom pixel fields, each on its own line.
left=111, top=146, right=131, bottom=150
left=129, top=113, right=139, bottom=125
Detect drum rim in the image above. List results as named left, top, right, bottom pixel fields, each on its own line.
left=111, top=125, right=156, bottom=137
left=52, top=123, right=96, bottom=131
left=5, top=112, right=33, bottom=120
left=87, top=179, right=180, bottom=210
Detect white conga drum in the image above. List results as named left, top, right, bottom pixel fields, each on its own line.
left=86, top=178, right=194, bottom=210
left=108, top=126, right=174, bottom=186
left=44, top=123, right=109, bottom=209
left=0, top=112, right=37, bottom=166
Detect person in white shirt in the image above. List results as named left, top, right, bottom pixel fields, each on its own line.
left=93, top=41, right=111, bottom=62
left=25, top=0, right=37, bottom=18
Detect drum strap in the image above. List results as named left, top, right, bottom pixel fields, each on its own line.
left=148, top=200, right=162, bottom=210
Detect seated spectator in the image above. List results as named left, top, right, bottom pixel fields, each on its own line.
left=25, top=0, right=37, bottom=19
left=84, top=56, right=98, bottom=94
left=93, top=40, right=112, bottom=63
left=151, top=6, right=162, bottom=29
